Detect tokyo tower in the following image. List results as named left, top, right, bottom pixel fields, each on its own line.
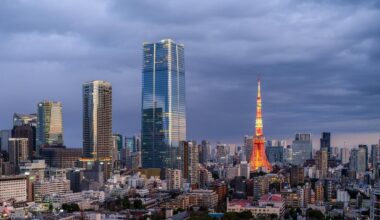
left=249, top=79, right=272, bottom=172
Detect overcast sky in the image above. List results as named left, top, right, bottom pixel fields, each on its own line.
left=0, top=0, right=379, bottom=148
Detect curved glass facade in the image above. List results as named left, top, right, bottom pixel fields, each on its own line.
left=141, top=39, right=186, bottom=169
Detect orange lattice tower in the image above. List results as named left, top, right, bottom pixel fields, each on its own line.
left=249, top=79, right=272, bottom=172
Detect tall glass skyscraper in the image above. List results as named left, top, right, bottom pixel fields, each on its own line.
left=37, top=101, right=64, bottom=148
left=141, top=39, right=186, bottom=169
left=82, top=80, right=113, bottom=160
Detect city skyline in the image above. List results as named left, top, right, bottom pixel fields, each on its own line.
left=0, top=1, right=379, bottom=148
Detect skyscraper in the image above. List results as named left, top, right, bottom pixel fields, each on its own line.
left=320, top=132, right=331, bottom=158
left=249, top=79, right=272, bottom=172
left=37, top=101, right=64, bottom=149
left=141, top=39, right=186, bottom=169
left=291, top=133, right=312, bottom=166
left=82, top=80, right=112, bottom=160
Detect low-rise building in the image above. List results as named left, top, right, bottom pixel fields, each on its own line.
left=227, top=194, right=285, bottom=218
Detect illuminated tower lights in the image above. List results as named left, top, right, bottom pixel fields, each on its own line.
left=249, top=79, right=272, bottom=172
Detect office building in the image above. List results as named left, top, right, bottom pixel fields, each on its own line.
left=40, top=147, right=82, bottom=168
left=291, top=133, right=312, bottom=166
left=266, top=146, right=284, bottom=164
left=37, top=101, right=64, bottom=149
left=12, top=125, right=34, bottom=159
left=320, top=132, right=331, bottom=158
left=82, top=80, right=112, bottom=160
left=141, top=39, right=186, bottom=169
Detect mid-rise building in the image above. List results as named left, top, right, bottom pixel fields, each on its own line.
left=291, top=133, right=312, bottom=166
left=188, top=189, right=218, bottom=208
left=33, top=177, right=71, bottom=202
left=19, top=160, right=46, bottom=182
left=12, top=125, right=34, bottom=160
left=238, top=161, right=250, bottom=178
left=0, top=130, right=11, bottom=152
left=0, top=175, right=28, bottom=202
left=166, top=169, right=182, bottom=190
left=9, top=138, right=29, bottom=169
left=266, top=146, right=284, bottom=164
left=315, top=180, right=324, bottom=204
left=40, top=147, right=82, bottom=168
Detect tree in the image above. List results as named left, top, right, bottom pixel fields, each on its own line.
left=133, top=199, right=144, bottom=209
left=306, top=208, right=325, bottom=219
left=122, top=196, right=130, bottom=209
left=62, top=203, right=80, bottom=213
left=238, top=211, right=253, bottom=219
left=222, top=212, right=239, bottom=220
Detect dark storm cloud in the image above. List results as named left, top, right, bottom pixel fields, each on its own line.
left=0, top=0, right=379, bottom=147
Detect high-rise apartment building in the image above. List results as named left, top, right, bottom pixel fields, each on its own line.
left=291, top=133, right=312, bottom=166
left=82, top=80, right=112, bottom=160
left=37, top=101, right=64, bottom=149
left=141, top=39, right=186, bottom=169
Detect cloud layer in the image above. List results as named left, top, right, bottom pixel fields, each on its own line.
left=0, top=0, right=379, bottom=148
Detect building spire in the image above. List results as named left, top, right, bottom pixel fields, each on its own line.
left=255, top=78, right=263, bottom=137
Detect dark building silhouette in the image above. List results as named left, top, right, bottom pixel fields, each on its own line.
left=12, top=125, right=34, bottom=160
left=320, top=132, right=331, bottom=158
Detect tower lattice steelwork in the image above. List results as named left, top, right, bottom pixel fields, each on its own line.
left=249, top=79, right=272, bottom=172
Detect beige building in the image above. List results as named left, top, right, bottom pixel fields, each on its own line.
left=166, top=169, right=182, bottom=190
left=0, top=175, right=28, bottom=202
left=34, top=177, right=71, bottom=202
left=188, top=189, right=218, bottom=208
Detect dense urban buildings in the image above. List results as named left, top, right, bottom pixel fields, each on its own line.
left=0, top=38, right=378, bottom=220
left=141, top=39, right=186, bottom=169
